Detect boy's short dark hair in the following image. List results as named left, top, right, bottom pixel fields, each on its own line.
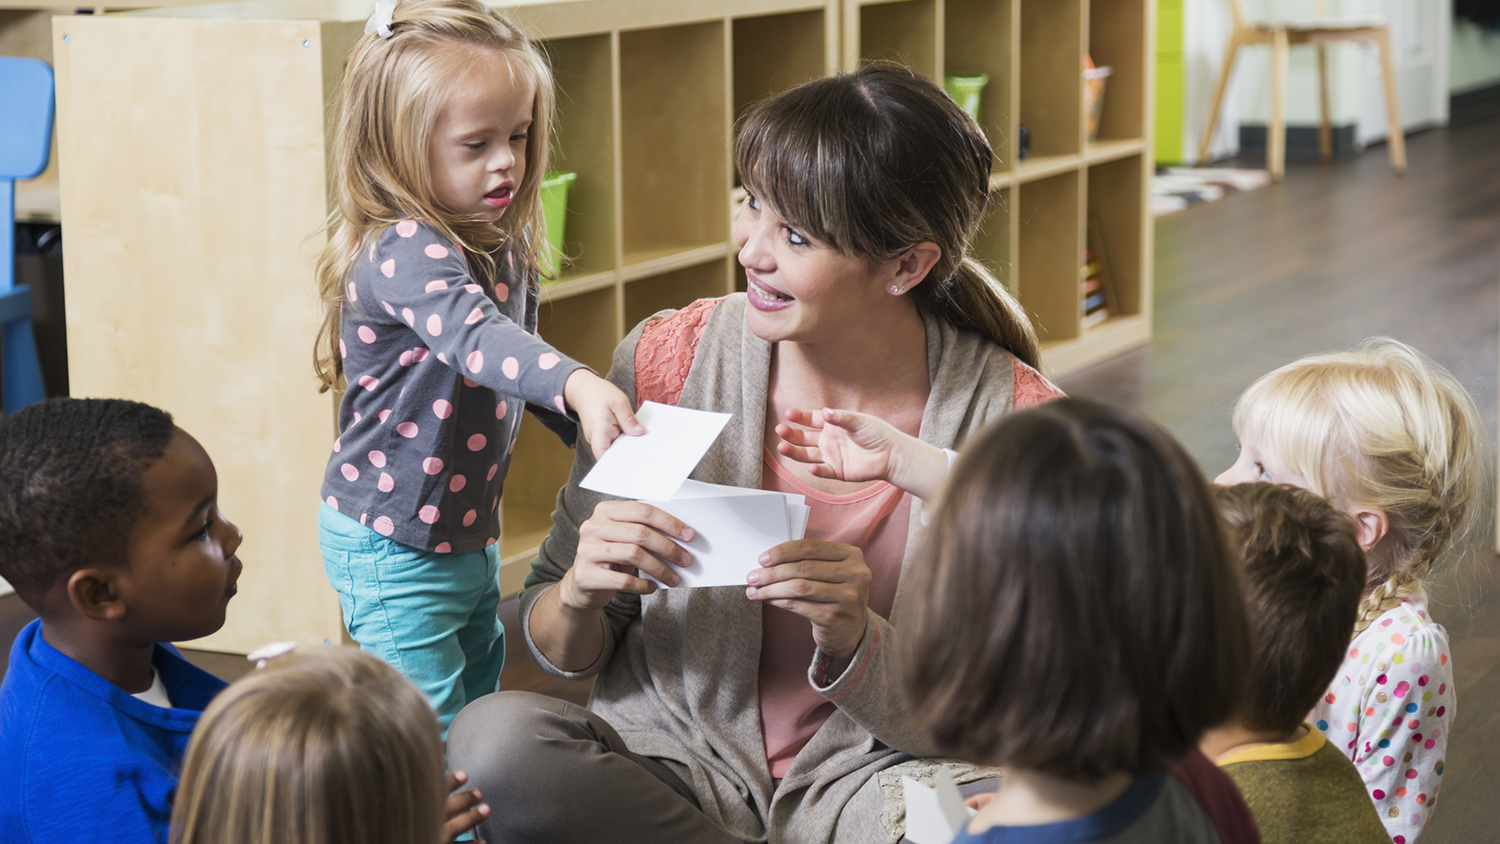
left=0, top=398, right=176, bottom=609
left=1213, top=483, right=1367, bottom=734
left=904, top=398, right=1251, bottom=780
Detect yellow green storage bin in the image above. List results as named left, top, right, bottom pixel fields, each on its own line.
left=539, top=170, right=576, bottom=282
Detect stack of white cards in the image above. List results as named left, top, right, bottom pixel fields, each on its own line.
left=902, top=767, right=979, bottom=844
left=581, top=402, right=811, bottom=588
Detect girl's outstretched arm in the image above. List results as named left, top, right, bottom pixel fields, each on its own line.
left=775, top=408, right=951, bottom=501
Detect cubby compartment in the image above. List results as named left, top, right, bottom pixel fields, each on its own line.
left=854, top=0, right=938, bottom=78
left=624, top=259, right=732, bottom=328
left=543, top=34, right=617, bottom=282
left=972, top=185, right=1015, bottom=293
left=1086, top=0, right=1146, bottom=145
left=620, top=21, right=730, bottom=272
left=733, top=9, right=828, bottom=126
left=1016, top=171, right=1081, bottom=344
left=1018, top=0, right=1083, bottom=160
left=944, top=0, right=1015, bottom=171
left=1084, top=154, right=1144, bottom=323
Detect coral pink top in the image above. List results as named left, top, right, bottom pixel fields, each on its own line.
left=757, top=448, right=911, bottom=778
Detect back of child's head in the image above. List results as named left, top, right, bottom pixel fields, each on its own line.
left=1231, top=337, right=1486, bottom=631
left=316, top=0, right=553, bottom=390
left=905, top=398, right=1250, bottom=780
left=0, top=397, right=176, bottom=610
left=171, top=647, right=445, bottom=844
left=734, top=64, right=1040, bottom=371
left=1214, top=483, right=1367, bottom=735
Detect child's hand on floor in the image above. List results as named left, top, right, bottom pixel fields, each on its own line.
left=563, top=370, right=645, bottom=459
left=774, top=408, right=949, bottom=501
left=442, top=771, right=490, bottom=843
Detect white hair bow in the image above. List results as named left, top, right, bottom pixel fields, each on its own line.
left=365, top=0, right=397, bottom=38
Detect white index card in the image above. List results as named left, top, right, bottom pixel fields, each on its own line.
left=642, top=491, right=791, bottom=588
left=580, top=402, right=731, bottom=501
left=902, top=767, right=976, bottom=844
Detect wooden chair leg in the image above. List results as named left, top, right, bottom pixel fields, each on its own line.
left=1376, top=29, right=1407, bottom=175
left=1269, top=29, right=1289, bottom=181
left=1199, top=33, right=1240, bottom=164
left=1317, top=44, right=1332, bottom=162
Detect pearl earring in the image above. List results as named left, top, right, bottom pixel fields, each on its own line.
left=890, top=284, right=901, bottom=294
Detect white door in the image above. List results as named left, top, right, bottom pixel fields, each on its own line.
left=1357, top=0, right=1450, bottom=143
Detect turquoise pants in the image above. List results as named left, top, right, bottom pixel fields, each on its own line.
left=317, top=502, right=505, bottom=737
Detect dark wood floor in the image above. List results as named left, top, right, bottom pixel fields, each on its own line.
left=2, top=116, right=1496, bottom=841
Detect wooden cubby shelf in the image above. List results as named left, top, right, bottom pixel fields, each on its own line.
left=39, top=0, right=1147, bottom=647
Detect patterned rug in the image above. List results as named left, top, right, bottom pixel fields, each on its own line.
left=1152, top=167, right=1271, bottom=217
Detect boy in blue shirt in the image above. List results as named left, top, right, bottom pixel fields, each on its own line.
left=0, top=398, right=243, bottom=843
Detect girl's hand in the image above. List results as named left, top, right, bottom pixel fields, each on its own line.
left=442, top=771, right=490, bottom=843
left=562, top=370, right=645, bottom=459
left=746, top=540, right=871, bottom=661
left=560, top=500, right=696, bottom=611
left=775, top=408, right=950, bottom=501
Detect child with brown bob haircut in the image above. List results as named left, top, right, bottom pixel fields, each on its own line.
left=0, top=398, right=242, bottom=844
left=901, top=398, right=1257, bottom=844
left=1202, top=484, right=1388, bottom=844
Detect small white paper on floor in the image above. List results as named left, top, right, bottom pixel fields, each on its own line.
left=643, top=490, right=793, bottom=588
left=580, top=402, right=731, bottom=501
left=902, top=767, right=977, bottom=844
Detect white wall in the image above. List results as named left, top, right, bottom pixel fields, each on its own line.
left=1235, top=0, right=1382, bottom=126
left=1451, top=19, right=1500, bottom=92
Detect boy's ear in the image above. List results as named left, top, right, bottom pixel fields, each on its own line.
left=66, top=568, right=128, bottom=622
left=1352, top=508, right=1390, bottom=552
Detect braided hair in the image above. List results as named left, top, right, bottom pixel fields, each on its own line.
left=0, top=398, right=176, bottom=608
left=1230, top=338, right=1487, bottom=634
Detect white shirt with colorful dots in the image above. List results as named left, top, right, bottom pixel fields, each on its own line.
left=320, top=221, right=585, bottom=553
left=1309, top=593, right=1453, bottom=844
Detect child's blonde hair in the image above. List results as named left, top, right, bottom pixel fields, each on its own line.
left=1232, top=338, right=1487, bottom=632
left=170, top=647, right=446, bottom=844
left=314, top=0, right=554, bottom=392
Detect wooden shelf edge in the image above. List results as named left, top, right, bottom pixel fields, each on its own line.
left=989, top=171, right=1015, bottom=191
left=1084, top=138, right=1145, bottom=166
left=1039, top=314, right=1150, bottom=379
left=1015, top=154, right=1083, bottom=184
left=540, top=269, right=617, bottom=302
left=500, top=547, right=538, bottom=599
left=730, top=0, right=832, bottom=18
left=621, top=242, right=730, bottom=281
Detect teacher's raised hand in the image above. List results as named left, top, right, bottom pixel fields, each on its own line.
left=746, top=540, right=872, bottom=661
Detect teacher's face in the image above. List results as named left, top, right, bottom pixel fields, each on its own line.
left=734, top=191, right=891, bottom=344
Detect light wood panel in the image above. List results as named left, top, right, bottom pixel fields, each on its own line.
left=53, top=15, right=344, bottom=652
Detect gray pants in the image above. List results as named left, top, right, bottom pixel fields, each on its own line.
left=448, top=691, right=741, bottom=844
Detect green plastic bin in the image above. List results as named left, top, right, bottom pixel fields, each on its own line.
left=943, top=73, right=989, bottom=123
left=539, top=170, right=576, bottom=282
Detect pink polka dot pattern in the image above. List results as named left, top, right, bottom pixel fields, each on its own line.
left=358, top=325, right=377, bottom=344
left=396, top=219, right=419, bottom=238
left=496, top=401, right=507, bottom=419
left=437, top=353, right=448, bottom=364
left=487, top=464, right=499, bottom=481
left=450, top=475, right=466, bottom=493
left=358, top=375, right=379, bottom=391
left=347, top=281, right=358, bottom=302
left=467, top=434, right=487, bottom=451
left=466, top=308, right=485, bottom=325
left=333, top=438, right=342, bottom=452
left=538, top=352, right=561, bottom=370
left=468, top=351, right=485, bottom=373
left=418, top=505, right=440, bottom=524
left=435, top=542, right=452, bottom=553
left=399, top=350, right=414, bottom=366
left=339, top=339, right=347, bottom=359
left=554, top=395, right=566, bottom=413
left=381, top=259, right=396, bottom=278
left=463, top=377, right=479, bottom=389
left=427, top=314, right=443, bottom=336
left=495, top=283, right=509, bottom=302
left=340, top=464, right=359, bottom=481
left=368, top=451, right=386, bottom=468
left=326, top=496, right=339, bottom=510
left=402, top=307, right=415, bottom=326
left=382, top=301, right=396, bottom=315
left=426, top=280, right=448, bottom=293
left=464, top=284, right=483, bottom=294
left=423, top=457, right=444, bottom=475
left=502, top=357, right=520, bottom=379
left=353, top=412, right=362, bottom=423
left=433, top=399, right=453, bottom=419
left=463, top=510, right=477, bottom=527
left=373, top=516, right=395, bottom=536
left=397, top=422, right=419, bottom=438
left=425, top=244, right=449, bottom=259
left=411, top=347, right=429, bottom=363
left=378, top=472, right=394, bottom=492
left=379, top=409, right=392, bottom=423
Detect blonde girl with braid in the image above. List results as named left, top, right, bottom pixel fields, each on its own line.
left=1216, top=337, right=1486, bottom=844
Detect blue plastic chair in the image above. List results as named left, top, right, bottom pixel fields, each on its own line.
left=0, top=57, right=54, bottom=415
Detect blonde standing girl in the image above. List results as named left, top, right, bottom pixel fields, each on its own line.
left=313, top=0, right=640, bottom=734
left=1216, top=338, right=1486, bottom=843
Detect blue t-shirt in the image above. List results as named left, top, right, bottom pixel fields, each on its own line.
left=0, top=620, right=226, bottom=843
left=949, top=776, right=1224, bottom=844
